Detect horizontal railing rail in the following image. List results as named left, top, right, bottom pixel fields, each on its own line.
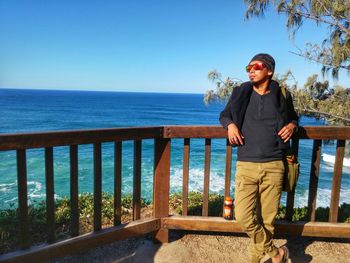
left=0, top=126, right=163, bottom=150
left=162, top=125, right=350, bottom=139
left=0, top=125, right=349, bottom=262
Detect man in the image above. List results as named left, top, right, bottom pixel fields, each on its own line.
left=219, top=53, right=298, bottom=263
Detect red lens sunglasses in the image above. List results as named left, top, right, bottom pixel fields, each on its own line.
left=245, top=62, right=266, bottom=72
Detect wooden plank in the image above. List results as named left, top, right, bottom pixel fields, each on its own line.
left=162, top=216, right=242, bottom=233
left=0, top=127, right=163, bottom=150
left=162, top=126, right=350, bottom=140
left=285, top=138, right=299, bottom=221
left=307, top=140, right=322, bottom=222
left=2, top=126, right=350, bottom=151
left=94, top=143, right=102, bottom=231
left=114, top=141, right=122, bottom=226
left=329, top=140, right=345, bottom=222
left=153, top=138, right=171, bottom=243
left=16, top=149, right=29, bottom=249
left=275, top=220, right=350, bottom=238
left=202, top=139, right=211, bottom=216
left=45, top=147, right=55, bottom=243
left=133, top=140, right=142, bottom=221
left=163, top=126, right=226, bottom=139
left=0, top=218, right=160, bottom=263
left=297, top=126, right=350, bottom=140
left=70, top=145, right=79, bottom=237
left=182, top=138, right=190, bottom=216
left=224, top=139, right=232, bottom=198
left=162, top=216, right=350, bottom=238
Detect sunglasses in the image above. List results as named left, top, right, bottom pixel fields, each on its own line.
left=245, top=62, right=266, bottom=72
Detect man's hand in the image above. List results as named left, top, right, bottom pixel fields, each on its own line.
left=278, top=122, right=297, bottom=142
left=227, top=123, right=244, bottom=145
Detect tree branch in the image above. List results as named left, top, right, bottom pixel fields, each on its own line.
left=315, top=0, right=350, bottom=35
left=296, top=107, right=350, bottom=124
left=289, top=50, right=349, bottom=70
left=278, top=6, right=350, bottom=36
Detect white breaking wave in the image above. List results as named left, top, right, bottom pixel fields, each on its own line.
left=171, top=167, right=227, bottom=195
left=292, top=187, right=350, bottom=208
left=27, top=181, right=45, bottom=199
left=1, top=180, right=60, bottom=205
left=322, top=153, right=350, bottom=167
left=170, top=167, right=349, bottom=208
left=0, top=182, right=17, bottom=193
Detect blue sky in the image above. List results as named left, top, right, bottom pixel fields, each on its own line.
left=1, top=0, right=349, bottom=93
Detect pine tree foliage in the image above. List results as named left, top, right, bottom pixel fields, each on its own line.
left=244, top=0, right=350, bottom=78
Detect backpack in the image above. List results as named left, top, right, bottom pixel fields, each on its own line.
left=280, top=86, right=300, bottom=192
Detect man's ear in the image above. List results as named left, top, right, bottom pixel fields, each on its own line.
left=267, top=70, right=273, bottom=77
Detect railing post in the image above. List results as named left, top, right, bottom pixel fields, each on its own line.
left=94, top=143, right=102, bottom=231
left=329, top=140, right=345, bottom=222
left=114, top=141, right=122, bottom=226
left=182, top=138, right=190, bottom=216
left=286, top=138, right=299, bottom=221
left=16, top=149, right=29, bottom=249
left=153, top=138, right=170, bottom=243
left=133, top=140, right=142, bottom=221
left=70, top=145, right=79, bottom=237
left=45, top=147, right=55, bottom=243
left=224, top=139, right=232, bottom=198
left=202, top=138, right=211, bottom=216
left=308, top=139, right=322, bottom=221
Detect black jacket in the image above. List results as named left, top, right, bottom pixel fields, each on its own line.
left=219, top=80, right=298, bottom=136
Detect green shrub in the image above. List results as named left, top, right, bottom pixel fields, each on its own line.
left=0, top=192, right=150, bottom=254
left=170, top=191, right=224, bottom=216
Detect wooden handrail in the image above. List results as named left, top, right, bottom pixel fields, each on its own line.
left=1, top=126, right=349, bottom=149
left=162, top=126, right=350, bottom=140
left=0, top=126, right=163, bottom=150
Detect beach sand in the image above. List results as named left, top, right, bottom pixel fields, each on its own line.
left=52, top=230, right=350, bottom=263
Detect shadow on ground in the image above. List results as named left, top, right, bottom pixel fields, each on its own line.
left=51, top=231, right=350, bottom=263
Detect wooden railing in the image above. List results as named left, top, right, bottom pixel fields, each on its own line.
left=0, top=126, right=349, bottom=262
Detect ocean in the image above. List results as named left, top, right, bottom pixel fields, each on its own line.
left=0, top=88, right=349, bottom=209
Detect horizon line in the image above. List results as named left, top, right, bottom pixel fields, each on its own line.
left=0, top=86, right=205, bottom=95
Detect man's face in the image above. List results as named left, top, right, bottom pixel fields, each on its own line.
left=247, top=60, right=273, bottom=84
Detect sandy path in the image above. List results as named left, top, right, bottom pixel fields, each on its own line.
left=52, top=231, right=350, bottom=263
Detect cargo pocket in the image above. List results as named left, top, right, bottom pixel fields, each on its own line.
left=270, top=161, right=284, bottom=193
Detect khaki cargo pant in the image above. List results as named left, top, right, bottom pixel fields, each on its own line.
left=234, top=160, right=284, bottom=263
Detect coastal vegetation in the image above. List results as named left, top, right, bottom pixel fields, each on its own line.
left=243, top=0, right=350, bottom=78
left=1, top=192, right=349, bottom=254
left=205, top=1, right=350, bottom=125
left=204, top=70, right=350, bottom=125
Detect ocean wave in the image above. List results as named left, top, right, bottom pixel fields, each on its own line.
left=291, top=187, right=350, bottom=208
left=1, top=180, right=60, bottom=206
left=171, top=167, right=227, bottom=195
left=0, top=182, right=17, bottom=193
left=170, top=167, right=349, bottom=208
left=322, top=153, right=350, bottom=168
left=0, top=164, right=349, bottom=209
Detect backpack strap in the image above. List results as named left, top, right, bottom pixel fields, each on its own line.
left=281, top=86, right=287, bottom=99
